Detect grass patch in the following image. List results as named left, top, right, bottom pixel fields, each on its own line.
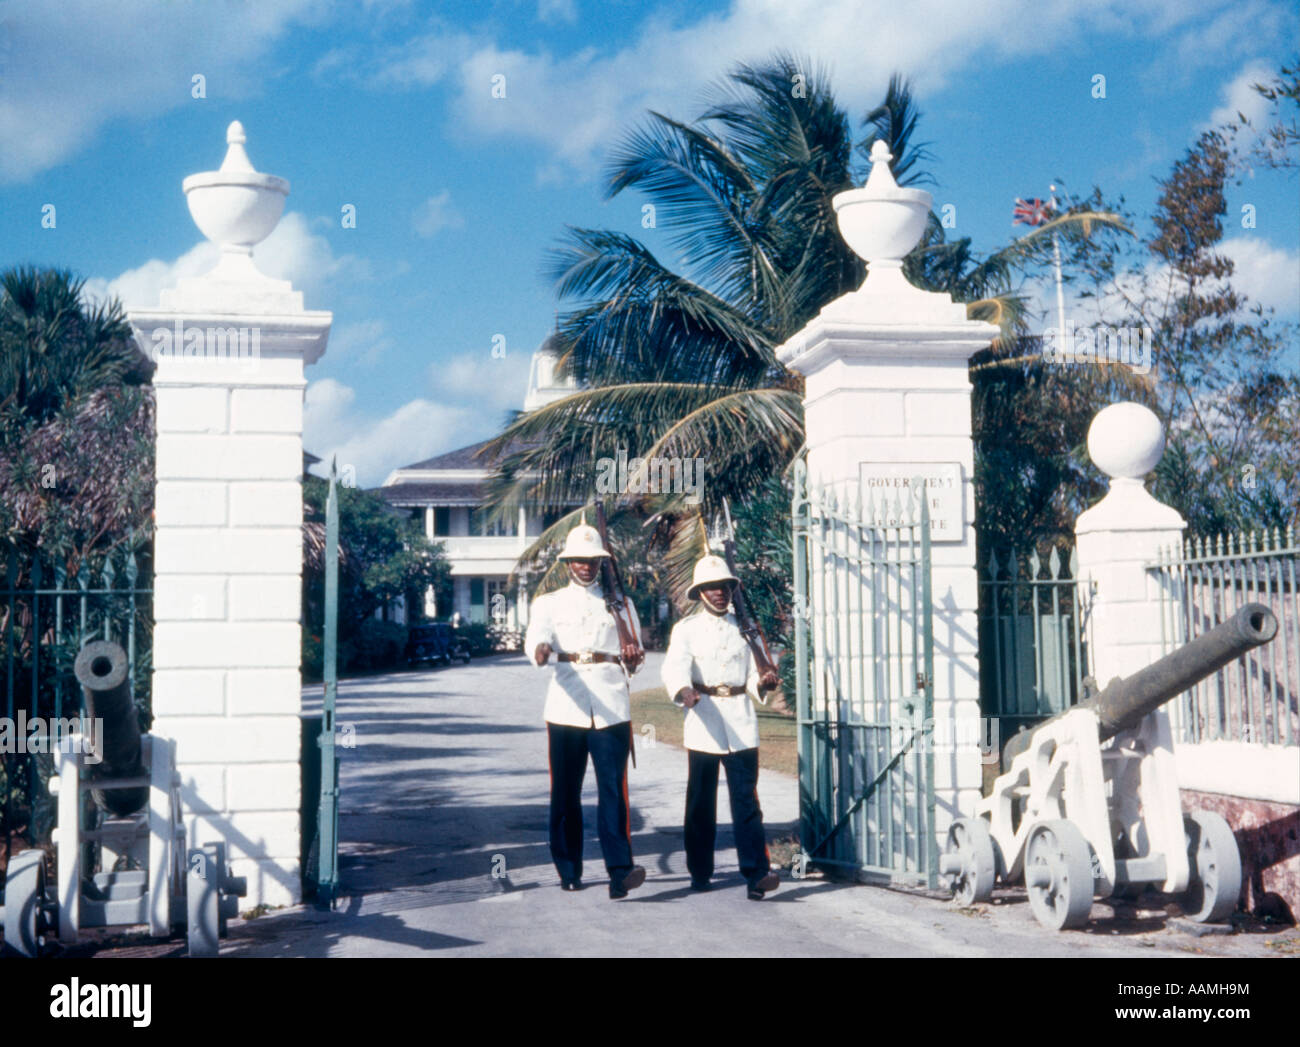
left=630, top=687, right=798, bottom=778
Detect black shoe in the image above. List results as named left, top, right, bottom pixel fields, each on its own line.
left=690, top=878, right=712, bottom=892
left=560, top=878, right=583, bottom=892
left=748, top=872, right=779, bottom=900
left=609, top=865, right=646, bottom=899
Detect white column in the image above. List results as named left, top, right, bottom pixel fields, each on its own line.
left=129, top=122, right=330, bottom=908
left=1073, top=403, right=1186, bottom=685
left=777, top=142, right=998, bottom=838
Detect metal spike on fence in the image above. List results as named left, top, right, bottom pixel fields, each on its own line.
left=986, top=547, right=1000, bottom=579
left=1271, top=526, right=1282, bottom=552
left=1249, top=531, right=1258, bottom=553
left=852, top=484, right=863, bottom=524
left=1049, top=547, right=1062, bottom=578
left=891, top=492, right=904, bottom=528
left=1214, top=533, right=1223, bottom=556
left=1028, top=548, right=1041, bottom=578
left=1006, top=550, right=1019, bottom=580
left=1288, top=523, right=1295, bottom=548
left=55, top=563, right=66, bottom=588
left=1068, top=546, right=1079, bottom=578
left=102, top=555, right=116, bottom=589
left=126, top=548, right=139, bottom=586
left=77, top=559, right=89, bottom=591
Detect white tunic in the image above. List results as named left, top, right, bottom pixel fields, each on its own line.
left=661, top=610, right=766, bottom=754
left=524, top=579, right=643, bottom=728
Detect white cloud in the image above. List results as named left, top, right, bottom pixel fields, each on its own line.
left=1204, top=59, right=1277, bottom=132
left=390, top=0, right=1266, bottom=181
left=1219, top=236, right=1300, bottom=317
left=538, top=0, right=578, bottom=25
left=0, top=0, right=323, bottom=183
left=330, top=319, right=394, bottom=365
left=412, top=190, right=465, bottom=238
left=433, top=351, right=534, bottom=415
left=304, top=378, right=479, bottom=487
left=82, top=211, right=369, bottom=311
left=304, top=344, right=540, bottom=486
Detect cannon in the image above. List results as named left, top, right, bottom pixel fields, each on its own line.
left=1, top=641, right=245, bottom=957
left=940, top=604, right=1277, bottom=931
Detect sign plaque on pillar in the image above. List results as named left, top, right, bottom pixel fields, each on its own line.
left=859, top=461, right=963, bottom=542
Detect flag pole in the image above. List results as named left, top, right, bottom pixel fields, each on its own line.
left=1049, top=183, right=1067, bottom=339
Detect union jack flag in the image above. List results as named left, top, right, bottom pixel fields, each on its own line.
left=1013, top=198, right=1052, bottom=226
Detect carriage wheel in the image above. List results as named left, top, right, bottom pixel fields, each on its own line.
left=1024, top=820, right=1095, bottom=930
left=1181, top=810, right=1241, bottom=923
left=3, top=850, right=50, bottom=957
left=940, top=817, right=998, bottom=905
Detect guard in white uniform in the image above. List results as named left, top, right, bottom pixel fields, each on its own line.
left=662, top=555, right=781, bottom=899
left=524, top=522, right=647, bottom=899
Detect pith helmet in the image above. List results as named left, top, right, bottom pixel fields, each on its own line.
left=558, top=523, right=610, bottom=560
left=687, top=554, right=738, bottom=599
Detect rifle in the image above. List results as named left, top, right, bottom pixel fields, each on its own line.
left=593, top=502, right=643, bottom=672
left=721, top=499, right=778, bottom=686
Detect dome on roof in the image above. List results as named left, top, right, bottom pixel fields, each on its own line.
left=524, top=330, right=577, bottom=413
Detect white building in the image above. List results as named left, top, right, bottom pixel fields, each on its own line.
left=376, top=335, right=576, bottom=628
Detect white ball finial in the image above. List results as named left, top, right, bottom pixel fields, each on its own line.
left=869, top=139, right=894, bottom=165
left=227, top=120, right=247, bottom=145
left=1087, top=402, right=1165, bottom=480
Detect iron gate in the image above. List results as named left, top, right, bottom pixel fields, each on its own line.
left=792, top=460, right=936, bottom=886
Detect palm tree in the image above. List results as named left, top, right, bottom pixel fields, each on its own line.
left=483, top=55, right=1128, bottom=601
left=0, top=267, right=149, bottom=433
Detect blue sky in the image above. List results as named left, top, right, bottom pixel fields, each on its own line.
left=2, top=0, right=1297, bottom=485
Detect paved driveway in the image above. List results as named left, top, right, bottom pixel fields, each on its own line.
left=222, top=654, right=1294, bottom=957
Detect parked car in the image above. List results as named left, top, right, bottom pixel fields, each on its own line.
left=405, top=622, right=471, bottom=667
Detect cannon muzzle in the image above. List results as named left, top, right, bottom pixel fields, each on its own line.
left=1002, top=602, right=1278, bottom=768
left=74, top=640, right=148, bottom=816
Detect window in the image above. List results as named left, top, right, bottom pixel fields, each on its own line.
left=470, top=508, right=517, bottom=537
left=432, top=507, right=450, bottom=536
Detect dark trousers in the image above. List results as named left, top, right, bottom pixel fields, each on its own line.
left=685, top=747, right=771, bottom=886
left=547, top=721, right=634, bottom=882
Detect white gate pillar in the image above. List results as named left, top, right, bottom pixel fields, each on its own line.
left=777, top=143, right=998, bottom=838
left=128, top=122, right=331, bottom=907
left=1074, top=403, right=1186, bottom=684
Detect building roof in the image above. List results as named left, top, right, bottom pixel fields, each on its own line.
left=374, top=481, right=486, bottom=507
left=395, top=438, right=500, bottom=472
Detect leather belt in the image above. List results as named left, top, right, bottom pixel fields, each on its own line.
left=697, top=683, right=746, bottom=697
left=557, top=650, right=622, bottom=665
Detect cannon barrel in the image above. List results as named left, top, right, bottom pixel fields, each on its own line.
left=74, top=640, right=148, bottom=816
left=1003, top=602, right=1278, bottom=767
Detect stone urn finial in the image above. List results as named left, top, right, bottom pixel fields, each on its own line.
left=182, top=121, right=289, bottom=281
left=832, top=138, right=932, bottom=271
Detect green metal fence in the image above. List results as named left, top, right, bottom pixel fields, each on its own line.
left=1, top=543, right=152, bottom=854
left=1151, top=527, right=1299, bottom=748
left=792, top=460, right=936, bottom=886
left=978, top=545, right=1090, bottom=734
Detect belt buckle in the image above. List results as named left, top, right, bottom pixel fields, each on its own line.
left=578, top=650, right=594, bottom=665
left=715, top=684, right=733, bottom=697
